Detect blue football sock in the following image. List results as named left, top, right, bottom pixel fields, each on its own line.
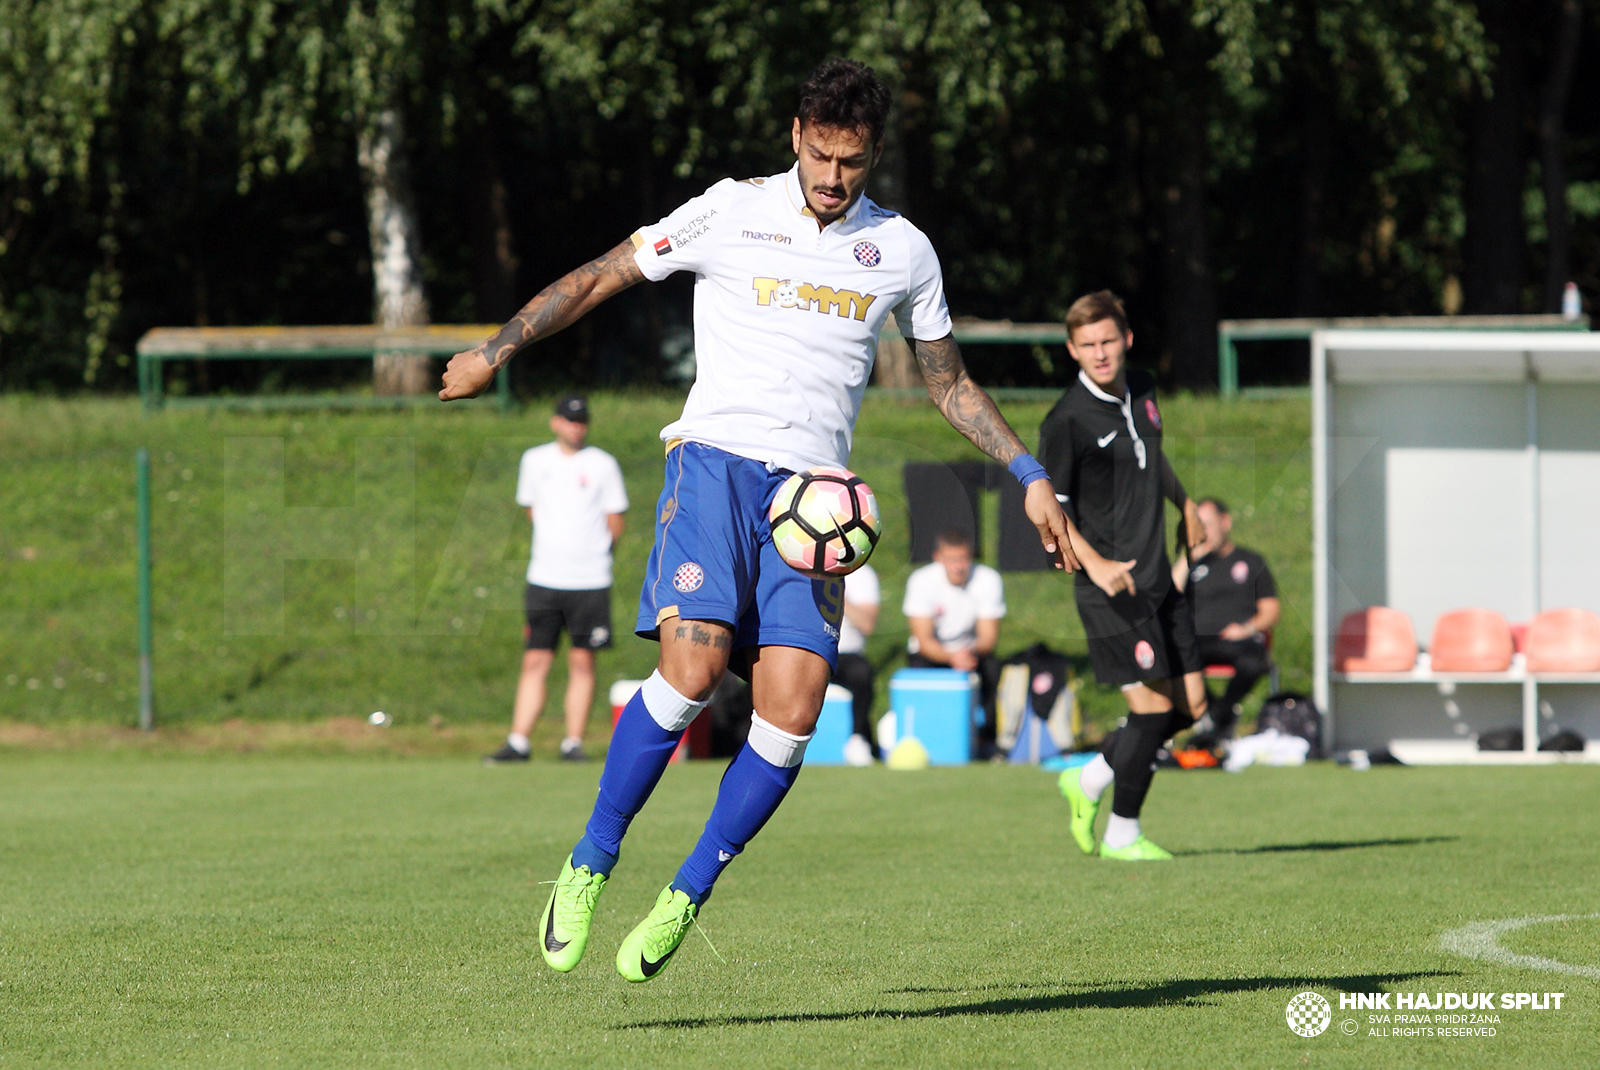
left=569, top=685, right=686, bottom=876
left=672, top=742, right=801, bottom=906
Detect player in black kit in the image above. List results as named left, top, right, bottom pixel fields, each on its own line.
left=1039, top=290, right=1207, bottom=861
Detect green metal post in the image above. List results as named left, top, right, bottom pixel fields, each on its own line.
left=1217, top=328, right=1239, bottom=398
left=496, top=364, right=512, bottom=412
left=136, top=449, right=154, bottom=730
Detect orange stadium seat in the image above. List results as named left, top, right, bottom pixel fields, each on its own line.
left=1429, top=609, right=1514, bottom=673
left=1523, top=608, right=1600, bottom=673
left=1334, top=608, right=1418, bottom=673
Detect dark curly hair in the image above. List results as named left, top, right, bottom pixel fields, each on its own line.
left=796, top=58, right=892, bottom=144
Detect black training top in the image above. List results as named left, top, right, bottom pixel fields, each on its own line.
left=1187, top=545, right=1277, bottom=637
left=1038, top=368, right=1183, bottom=606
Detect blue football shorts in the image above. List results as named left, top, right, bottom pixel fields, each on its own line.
left=635, top=440, right=845, bottom=670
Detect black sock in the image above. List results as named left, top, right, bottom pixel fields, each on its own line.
left=1109, top=712, right=1171, bottom=819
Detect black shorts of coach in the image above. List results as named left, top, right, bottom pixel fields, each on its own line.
left=1076, top=581, right=1203, bottom=687
left=524, top=583, right=614, bottom=651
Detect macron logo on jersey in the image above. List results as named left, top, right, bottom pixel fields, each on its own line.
left=741, top=230, right=792, bottom=245
left=752, top=278, right=879, bottom=321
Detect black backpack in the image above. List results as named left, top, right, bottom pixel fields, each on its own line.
left=1256, top=693, right=1323, bottom=759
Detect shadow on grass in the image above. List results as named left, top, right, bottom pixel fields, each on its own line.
left=1174, top=836, right=1459, bottom=857
left=619, top=971, right=1455, bottom=1030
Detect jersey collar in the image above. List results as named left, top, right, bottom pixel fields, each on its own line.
left=1077, top=369, right=1126, bottom=404
left=784, top=164, right=866, bottom=229
left=1077, top=370, right=1148, bottom=470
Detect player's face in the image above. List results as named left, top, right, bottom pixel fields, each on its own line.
left=1066, top=317, right=1133, bottom=390
left=933, top=543, right=973, bottom=587
left=550, top=415, right=588, bottom=451
left=791, top=118, right=882, bottom=226
left=1196, top=502, right=1229, bottom=551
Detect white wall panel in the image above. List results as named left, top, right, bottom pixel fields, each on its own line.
left=1386, top=448, right=1534, bottom=636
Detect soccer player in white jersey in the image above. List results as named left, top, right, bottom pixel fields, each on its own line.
left=440, top=58, right=1116, bottom=983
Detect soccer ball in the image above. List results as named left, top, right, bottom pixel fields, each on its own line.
left=767, top=466, right=881, bottom=577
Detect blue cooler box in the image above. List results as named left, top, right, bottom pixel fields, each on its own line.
left=888, top=668, right=977, bottom=765
left=804, top=684, right=857, bottom=765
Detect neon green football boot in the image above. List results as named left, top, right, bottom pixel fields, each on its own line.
left=539, top=855, right=607, bottom=972
left=1057, top=766, right=1101, bottom=855
left=615, top=885, right=697, bottom=983
left=1099, top=835, right=1173, bottom=861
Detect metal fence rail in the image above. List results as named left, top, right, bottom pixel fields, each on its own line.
left=136, top=325, right=510, bottom=412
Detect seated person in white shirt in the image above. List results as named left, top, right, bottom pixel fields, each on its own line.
left=832, top=563, right=881, bottom=759
left=902, top=529, right=1007, bottom=749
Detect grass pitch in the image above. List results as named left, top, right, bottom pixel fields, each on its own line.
left=2, top=752, right=1596, bottom=1068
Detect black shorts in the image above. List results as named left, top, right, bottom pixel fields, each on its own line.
left=1076, top=581, right=1202, bottom=687
left=524, top=584, right=613, bottom=651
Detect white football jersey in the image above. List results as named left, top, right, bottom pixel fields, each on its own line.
left=632, top=165, right=953, bottom=472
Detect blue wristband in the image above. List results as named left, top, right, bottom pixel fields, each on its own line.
left=1008, top=454, right=1048, bottom=488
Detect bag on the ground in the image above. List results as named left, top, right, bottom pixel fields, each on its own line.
left=996, top=643, right=1078, bottom=763
left=1539, top=728, right=1585, bottom=752
left=1254, top=692, right=1323, bottom=759
left=1477, top=726, right=1522, bottom=751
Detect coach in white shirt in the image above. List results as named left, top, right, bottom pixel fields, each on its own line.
left=902, top=529, right=1006, bottom=750
left=486, top=395, right=629, bottom=764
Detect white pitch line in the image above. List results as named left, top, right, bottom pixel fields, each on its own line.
left=1440, top=915, right=1600, bottom=979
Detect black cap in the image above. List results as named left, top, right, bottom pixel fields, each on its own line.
left=554, top=394, right=589, bottom=422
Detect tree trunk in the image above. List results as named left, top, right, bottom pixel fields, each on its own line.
left=466, top=124, right=518, bottom=322
left=1540, top=0, right=1582, bottom=311
left=1462, top=5, right=1527, bottom=315
left=873, top=313, right=921, bottom=389
left=359, top=106, right=431, bottom=394
left=1294, top=96, right=1332, bottom=317
left=1161, top=131, right=1216, bottom=389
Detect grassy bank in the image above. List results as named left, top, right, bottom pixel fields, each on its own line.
left=0, top=392, right=1310, bottom=738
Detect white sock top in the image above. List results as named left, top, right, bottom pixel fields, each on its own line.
left=747, top=711, right=813, bottom=768
left=640, top=670, right=709, bottom=731
left=507, top=733, right=530, bottom=754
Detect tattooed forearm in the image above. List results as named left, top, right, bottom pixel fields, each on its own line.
left=479, top=239, right=645, bottom=370
left=913, top=334, right=1027, bottom=464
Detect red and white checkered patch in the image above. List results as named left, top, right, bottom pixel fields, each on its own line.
left=672, top=562, right=705, bottom=593
left=1134, top=640, right=1155, bottom=670
left=853, top=241, right=881, bottom=267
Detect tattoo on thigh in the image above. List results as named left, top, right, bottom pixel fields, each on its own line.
left=712, top=633, right=731, bottom=650
left=689, top=625, right=712, bottom=647
left=674, top=624, right=688, bottom=640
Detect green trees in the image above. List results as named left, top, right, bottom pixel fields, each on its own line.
left=0, top=0, right=1593, bottom=393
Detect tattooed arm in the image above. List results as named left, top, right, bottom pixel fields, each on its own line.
left=439, top=239, right=645, bottom=400
left=914, top=334, right=1029, bottom=463
left=913, top=334, right=1080, bottom=574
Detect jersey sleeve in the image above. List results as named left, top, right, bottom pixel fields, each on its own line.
left=1037, top=407, right=1077, bottom=504
left=845, top=564, right=881, bottom=606
left=1255, top=556, right=1278, bottom=600
left=514, top=449, right=539, bottom=508
left=974, top=567, right=1007, bottom=619
left=599, top=453, right=629, bottom=514
left=631, top=179, right=737, bottom=282
left=901, top=567, right=935, bottom=618
left=891, top=225, right=954, bottom=341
